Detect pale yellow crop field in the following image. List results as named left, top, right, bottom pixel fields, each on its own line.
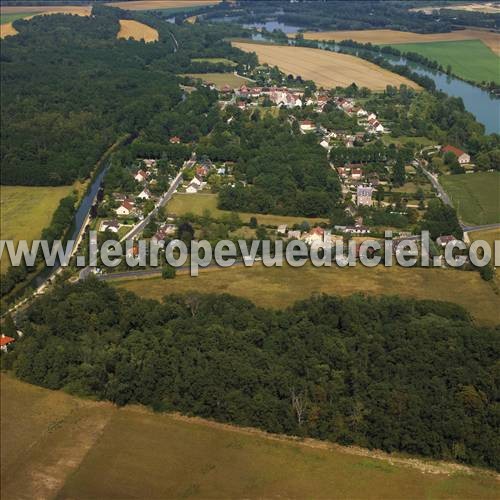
left=232, top=41, right=420, bottom=90
left=117, top=19, right=159, bottom=42
left=0, top=5, right=91, bottom=39
left=412, top=3, right=500, bottom=14
left=300, top=29, right=500, bottom=56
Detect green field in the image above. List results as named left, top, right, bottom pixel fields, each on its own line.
left=0, top=185, right=78, bottom=271
left=0, top=12, right=38, bottom=24
left=391, top=39, right=499, bottom=84
left=440, top=171, right=500, bottom=225
left=181, top=72, right=250, bottom=89
left=2, top=374, right=499, bottom=499
left=168, top=193, right=329, bottom=226
left=191, top=57, right=237, bottom=66
left=116, top=263, right=500, bottom=326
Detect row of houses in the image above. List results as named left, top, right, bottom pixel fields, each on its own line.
left=333, top=96, right=385, bottom=134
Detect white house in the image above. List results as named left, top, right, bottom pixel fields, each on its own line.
left=138, top=188, right=152, bottom=200
left=100, top=220, right=120, bottom=233
left=299, top=119, right=315, bottom=132
left=277, top=224, right=288, bottom=235
left=356, top=185, right=375, bottom=206
left=116, top=199, right=134, bottom=216
left=441, top=145, right=470, bottom=164
left=186, top=177, right=203, bottom=194
left=134, top=169, right=149, bottom=183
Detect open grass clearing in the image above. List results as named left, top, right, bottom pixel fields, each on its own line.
left=181, top=72, right=250, bottom=89
left=0, top=12, right=40, bottom=24
left=117, top=19, right=159, bottom=42
left=0, top=185, right=78, bottom=272
left=389, top=40, right=499, bottom=84
left=116, top=262, right=500, bottom=326
left=231, top=41, right=420, bottom=90
left=440, top=171, right=500, bottom=225
left=299, top=29, right=500, bottom=56
left=167, top=193, right=329, bottom=226
left=191, top=57, right=237, bottom=66
left=105, top=1, right=220, bottom=10
left=2, top=374, right=499, bottom=499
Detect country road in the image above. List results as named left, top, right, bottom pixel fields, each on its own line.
left=78, top=156, right=195, bottom=280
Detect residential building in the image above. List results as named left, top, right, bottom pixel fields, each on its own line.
left=116, top=199, right=135, bottom=216
left=100, top=219, right=120, bottom=233
left=441, top=145, right=470, bottom=164
left=0, top=334, right=15, bottom=353
left=356, top=185, right=375, bottom=206
left=137, top=188, right=152, bottom=200
left=299, top=119, right=315, bottom=132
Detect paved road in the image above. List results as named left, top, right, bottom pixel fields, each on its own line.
left=419, top=164, right=453, bottom=208
left=79, top=158, right=194, bottom=280
left=462, top=222, right=500, bottom=233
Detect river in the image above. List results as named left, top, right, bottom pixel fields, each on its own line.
left=320, top=43, right=500, bottom=135
left=213, top=13, right=499, bottom=134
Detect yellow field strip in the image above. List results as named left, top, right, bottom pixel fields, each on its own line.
left=117, top=19, right=159, bottom=42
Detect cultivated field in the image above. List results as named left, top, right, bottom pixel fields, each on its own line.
left=299, top=29, right=500, bottom=56
left=168, top=193, right=329, bottom=226
left=0, top=185, right=77, bottom=271
left=181, top=72, right=250, bottom=89
left=468, top=227, right=500, bottom=249
left=389, top=40, right=499, bottom=84
left=441, top=171, right=500, bottom=225
left=2, top=374, right=499, bottom=499
left=105, top=1, right=219, bottom=10
left=412, top=2, right=500, bottom=14
left=0, top=5, right=91, bottom=38
left=231, top=41, right=420, bottom=90
left=116, top=263, right=500, bottom=326
left=117, top=19, right=159, bottom=42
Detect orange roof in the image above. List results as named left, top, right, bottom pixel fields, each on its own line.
left=442, top=145, right=466, bottom=157
left=0, top=336, right=15, bottom=346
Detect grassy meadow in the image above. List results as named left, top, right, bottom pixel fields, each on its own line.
left=115, top=263, right=500, bottom=326
left=168, top=193, right=329, bottom=226
left=441, top=172, right=500, bottom=225
left=191, top=57, right=237, bottom=66
left=0, top=185, right=78, bottom=271
left=181, top=72, right=250, bottom=89
left=390, top=39, right=499, bottom=84
left=2, top=374, right=499, bottom=499
left=0, top=12, right=39, bottom=24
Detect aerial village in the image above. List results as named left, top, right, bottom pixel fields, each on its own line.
left=90, top=79, right=476, bottom=273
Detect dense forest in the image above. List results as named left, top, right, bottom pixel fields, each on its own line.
left=201, top=1, right=499, bottom=32
left=3, top=280, right=499, bottom=470
left=0, top=5, right=254, bottom=186
left=197, top=114, right=342, bottom=217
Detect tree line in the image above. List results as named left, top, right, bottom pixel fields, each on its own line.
left=3, top=279, right=499, bottom=470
